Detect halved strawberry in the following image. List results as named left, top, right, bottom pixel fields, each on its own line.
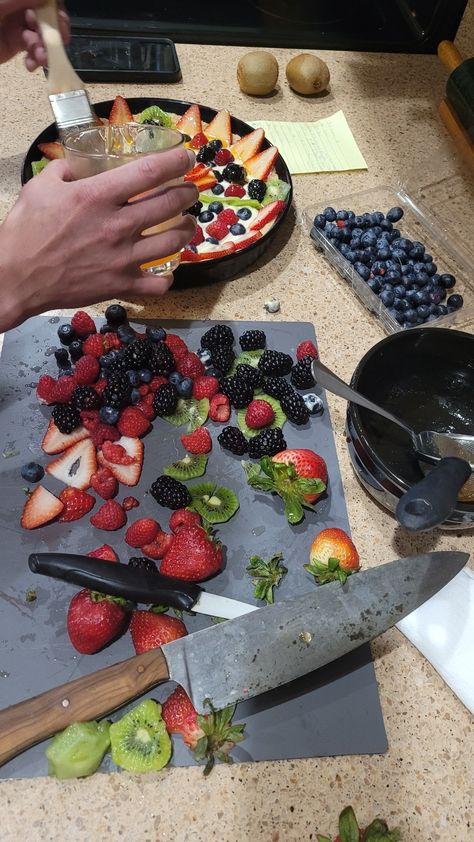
left=233, top=230, right=263, bottom=251
left=176, top=104, right=202, bottom=137
left=249, top=200, right=286, bottom=231
left=230, top=128, right=265, bottom=162
left=21, top=486, right=64, bottom=529
left=205, top=109, right=232, bottom=146
left=184, top=163, right=212, bottom=183
left=181, top=243, right=235, bottom=262
left=194, top=174, right=218, bottom=191
left=41, top=419, right=90, bottom=455
left=109, top=95, right=133, bottom=125
left=87, top=544, right=119, bottom=562
left=37, top=141, right=64, bottom=160
left=98, top=435, right=143, bottom=486
left=46, top=438, right=97, bottom=489
left=245, top=146, right=279, bottom=180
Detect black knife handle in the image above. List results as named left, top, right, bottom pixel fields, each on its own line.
left=396, top=457, right=471, bottom=532
left=28, top=553, right=202, bottom=611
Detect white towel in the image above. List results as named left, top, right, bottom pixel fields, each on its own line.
left=397, top=567, right=474, bottom=715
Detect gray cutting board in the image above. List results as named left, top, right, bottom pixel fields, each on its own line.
left=0, top=318, right=387, bottom=778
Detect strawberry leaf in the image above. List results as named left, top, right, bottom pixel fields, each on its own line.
left=363, top=819, right=401, bottom=841
left=304, top=557, right=356, bottom=586
left=242, top=457, right=325, bottom=525
left=316, top=836, right=332, bottom=842
left=339, top=806, right=361, bottom=842
left=246, top=552, right=287, bottom=604
left=194, top=699, right=245, bottom=776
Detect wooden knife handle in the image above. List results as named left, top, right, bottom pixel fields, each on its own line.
left=0, top=649, right=169, bottom=767
left=438, top=40, right=464, bottom=74
left=36, top=0, right=84, bottom=94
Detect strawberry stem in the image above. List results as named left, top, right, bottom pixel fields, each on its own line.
left=246, top=552, right=287, bottom=604
left=304, top=557, right=356, bottom=586
left=194, top=699, right=245, bottom=776
left=242, top=457, right=325, bottom=525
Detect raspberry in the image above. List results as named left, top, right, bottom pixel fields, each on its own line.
left=75, top=354, right=100, bottom=385
left=93, top=379, right=107, bottom=396
left=150, top=375, right=168, bottom=391
left=90, top=499, right=126, bottom=530
left=214, top=148, right=234, bottom=165
left=71, top=311, right=96, bottom=338
left=125, top=517, right=160, bottom=548
left=103, top=332, right=122, bottom=352
left=102, top=440, right=135, bottom=465
left=189, top=227, right=204, bottom=247
left=138, top=384, right=150, bottom=396
left=53, top=375, right=76, bottom=404
left=180, top=427, right=212, bottom=454
left=224, top=184, right=245, bottom=198
left=90, top=466, right=118, bottom=500
left=206, top=219, right=229, bottom=241
left=218, top=209, right=238, bottom=225
left=58, top=488, right=95, bottom=522
left=209, top=393, right=231, bottom=422
left=135, top=400, right=156, bottom=421
left=190, top=132, right=208, bottom=149
left=245, top=399, right=275, bottom=429
left=117, top=406, right=151, bottom=438
left=296, top=340, right=318, bottom=361
left=177, top=352, right=205, bottom=380
left=90, top=423, right=120, bottom=447
left=169, top=509, right=202, bottom=533
left=87, top=544, right=119, bottom=562
left=192, top=376, right=219, bottom=400
left=37, top=375, right=57, bottom=404
left=80, top=409, right=100, bottom=430
left=82, top=334, right=105, bottom=358
left=164, top=333, right=188, bottom=360
left=123, top=496, right=139, bottom=511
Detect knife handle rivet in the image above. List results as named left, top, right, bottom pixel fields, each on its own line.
left=61, top=698, right=70, bottom=708
left=137, top=665, right=145, bottom=674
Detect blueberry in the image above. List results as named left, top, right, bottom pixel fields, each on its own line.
left=177, top=377, right=193, bottom=397
left=417, top=305, right=430, bottom=320
left=379, top=219, right=393, bottom=232
left=323, top=207, right=337, bottom=221
left=57, top=324, right=75, bottom=346
left=336, top=210, right=348, bottom=220
left=380, top=289, right=395, bottom=307
left=354, top=262, right=370, bottom=281
left=198, top=210, right=214, bottom=224
left=146, top=326, right=166, bottom=343
left=392, top=238, right=411, bottom=251
left=360, top=231, right=377, bottom=248
left=430, top=286, right=446, bottom=304
left=345, top=250, right=357, bottom=263
left=404, top=308, right=418, bottom=324
left=205, top=366, right=223, bottom=379
left=439, top=273, right=456, bottom=289
left=237, top=207, right=252, bottom=221
left=208, top=201, right=224, bottom=214
left=100, top=406, right=120, bottom=425
left=446, top=293, right=463, bottom=311
left=21, top=462, right=44, bottom=483
left=391, top=248, right=408, bottom=264
left=99, top=353, right=112, bottom=368
left=314, top=213, right=326, bottom=229
left=54, top=348, right=70, bottom=368
left=361, top=213, right=372, bottom=227
left=393, top=311, right=406, bottom=325
left=130, top=388, right=141, bottom=404
left=371, top=260, right=386, bottom=275
left=394, top=297, right=409, bottom=312
left=127, top=369, right=140, bottom=386
left=436, top=304, right=448, bottom=317
left=347, top=210, right=356, bottom=220
left=196, top=348, right=212, bottom=365
left=371, top=226, right=383, bottom=237
left=211, top=184, right=224, bottom=195
left=139, top=368, right=152, bottom=383
left=371, top=211, right=385, bottom=225
left=414, top=271, right=429, bottom=286
left=377, top=247, right=391, bottom=261
left=353, top=215, right=364, bottom=226
left=230, top=223, right=246, bottom=236
left=206, top=237, right=220, bottom=245
left=168, top=371, right=182, bottom=387
left=104, top=304, right=127, bottom=326
left=409, top=241, right=425, bottom=259
left=117, top=324, right=136, bottom=343
left=385, top=269, right=401, bottom=283
left=367, top=277, right=382, bottom=294
left=332, top=227, right=345, bottom=241
left=428, top=303, right=438, bottom=315
left=350, top=238, right=361, bottom=250
left=387, top=229, right=401, bottom=242
left=425, top=262, right=437, bottom=276
left=392, top=284, right=406, bottom=298
left=340, top=226, right=351, bottom=242
left=187, top=244, right=198, bottom=252
left=405, top=289, right=418, bottom=305
left=208, top=139, right=222, bottom=152
left=386, top=206, right=403, bottom=222
left=423, top=253, right=433, bottom=264
left=303, top=393, right=324, bottom=416
left=69, top=339, right=83, bottom=362
left=339, top=243, right=350, bottom=256
left=351, top=227, right=364, bottom=240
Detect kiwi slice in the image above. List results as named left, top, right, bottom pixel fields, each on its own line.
left=45, top=720, right=110, bottom=779
left=109, top=699, right=171, bottom=773
left=189, top=482, right=239, bottom=524
left=164, top=454, right=208, bottom=481
left=237, top=394, right=286, bottom=438
left=164, top=398, right=191, bottom=427
left=229, top=350, right=263, bottom=376
left=187, top=397, right=209, bottom=432
left=32, top=158, right=49, bottom=176
left=137, top=105, right=173, bottom=128
left=199, top=193, right=262, bottom=210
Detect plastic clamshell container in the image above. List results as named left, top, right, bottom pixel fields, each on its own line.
left=302, top=183, right=474, bottom=334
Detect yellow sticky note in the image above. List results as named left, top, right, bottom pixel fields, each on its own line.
left=249, top=111, right=367, bottom=175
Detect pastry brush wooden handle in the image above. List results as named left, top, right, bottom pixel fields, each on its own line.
left=438, top=40, right=464, bottom=74
left=36, top=0, right=84, bottom=94
left=0, top=649, right=170, bottom=767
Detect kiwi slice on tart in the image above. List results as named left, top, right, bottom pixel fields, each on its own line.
left=189, top=482, right=240, bottom=524
left=136, top=105, right=173, bottom=127
left=237, top=394, right=286, bottom=438
left=164, top=454, right=208, bottom=481
left=109, top=699, right=171, bottom=773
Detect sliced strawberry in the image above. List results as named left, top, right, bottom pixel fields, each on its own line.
left=249, top=200, right=286, bottom=231
left=176, top=104, right=202, bottom=137
left=109, top=95, right=133, bottom=125
left=230, top=128, right=265, bottom=162
left=245, top=146, right=279, bottom=180
left=190, top=132, right=208, bottom=149
left=37, top=141, right=64, bottom=160
left=21, top=486, right=64, bottom=529
left=181, top=243, right=235, bottom=262
left=41, top=419, right=90, bottom=455
left=184, top=163, right=212, bottom=183
left=194, top=174, right=218, bottom=191
left=205, top=109, right=232, bottom=146
left=98, top=435, right=144, bottom=486
left=46, top=438, right=97, bottom=489
left=233, top=230, right=263, bottom=251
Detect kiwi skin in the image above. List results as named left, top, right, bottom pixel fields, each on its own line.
left=164, top=454, right=208, bottom=481
left=286, top=53, right=330, bottom=95
left=237, top=51, right=279, bottom=96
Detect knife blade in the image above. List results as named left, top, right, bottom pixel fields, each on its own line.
left=0, top=550, right=467, bottom=767
left=28, top=553, right=258, bottom=620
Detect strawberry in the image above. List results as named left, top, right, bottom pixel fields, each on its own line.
left=80, top=409, right=100, bottom=431
left=98, top=435, right=144, bottom=486
left=161, top=686, right=204, bottom=749
left=245, top=146, right=279, bottom=180
left=46, top=438, right=97, bottom=490
left=190, top=131, right=208, bottom=148
left=67, top=589, right=127, bottom=654
left=87, top=544, right=119, bottom=562
left=160, top=526, right=222, bottom=582
left=90, top=466, right=118, bottom=500
left=37, top=374, right=58, bottom=404
left=176, top=103, right=202, bottom=137
left=135, top=400, right=156, bottom=422
left=70, top=311, right=96, bottom=337
left=90, top=499, right=126, bottom=530
left=141, top=531, right=174, bottom=559
left=75, top=355, right=100, bottom=385
left=244, top=449, right=327, bottom=525
left=180, top=427, right=212, bottom=454
left=53, top=375, right=76, bottom=404
left=305, top=528, right=360, bottom=585
left=117, top=406, right=151, bottom=438
left=125, top=517, right=160, bottom=548
left=249, top=200, right=286, bottom=231
left=209, top=394, right=231, bottom=422
left=184, top=163, right=211, bottom=183
left=102, top=440, right=135, bottom=465
left=224, top=184, right=245, bottom=198
left=82, top=334, right=105, bottom=358
left=177, top=352, right=205, bottom=380
left=205, top=109, right=232, bottom=146
left=191, top=376, right=218, bottom=400
left=296, top=340, right=318, bottom=360
left=205, top=219, right=229, bottom=241
left=122, top=496, right=139, bottom=511
left=21, top=486, right=64, bottom=529
left=181, top=243, right=235, bottom=262
left=164, top=333, right=188, bottom=360
left=58, top=487, right=95, bottom=522
left=229, top=128, right=264, bottom=162
left=130, top=610, right=187, bottom=654
left=169, top=509, right=202, bottom=534
left=233, top=231, right=262, bottom=252
left=108, top=95, right=133, bottom=125
left=245, top=399, right=275, bottom=429
left=272, top=449, right=327, bottom=503
left=218, top=208, right=238, bottom=226
left=188, top=226, right=204, bottom=247
left=41, top=419, right=90, bottom=455
left=90, top=423, right=120, bottom=447
left=150, top=375, right=169, bottom=391
left=38, top=141, right=64, bottom=160
left=214, top=148, right=234, bottom=165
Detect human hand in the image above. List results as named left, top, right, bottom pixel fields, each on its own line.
left=0, top=0, right=70, bottom=69
left=0, top=147, right=198, bottom=332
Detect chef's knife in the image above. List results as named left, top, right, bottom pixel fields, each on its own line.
left=0, top=550, right=467, bottom=767
left=28, top=553, right=256, bottom=620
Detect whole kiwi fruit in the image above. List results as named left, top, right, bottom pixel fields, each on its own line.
left=286, top=53, right=330, bottom=95
left=237, top=51, right=279, bottom=96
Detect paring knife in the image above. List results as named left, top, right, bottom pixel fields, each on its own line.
left=0, top=551, right=467, bottom=767
left=28, top=553, right=257, bottom=620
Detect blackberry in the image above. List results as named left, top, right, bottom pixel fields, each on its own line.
left=263, top=377, right=293, bottom=400
left=107, top=350, right=129, bottom=373
left=121, top=339, right=153, bottom=371
left=196, top=144, right=216, bottom=165
left=71, top=385, right=101, bottom=410
left=186, top=201, right=203, bottom=217
left=235, top=363, right=263, bottom=389
left=209, top=345, right=235, bottom=374
left=149, top=342, right=175, bottom=375
left=212, top=169, right=224, bottom=183
left=280, top=391, right=310, bottom=425
left=104, top=304, right=128, bottom=326
left=52, top=402, right=81, bottom=434
left=128, top=557, right=158, bottom=573
left=222, top=163, right=246, bottom=184
left=220, top=376, right=254, bottom=409
left=201, top=324, right=234, bottom=349
left=248, top=427, right=286, bottom=459
left=239, top=329, right=266, bottom=351
left=153, top=383, right=178, bottom=416
left=217, top=426, right=248, bottom=456
left=290, top=356, right=316, bottom=389
left=102, top=372, right=132, bottom=409
left=258, top=350, right=293, bottom=377
left=247, top=179, right=267, bottom=203
left=150, top=475, right=191, bottom=509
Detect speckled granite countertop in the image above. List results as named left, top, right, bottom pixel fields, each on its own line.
left=1, top=6, right=473, bottom=839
